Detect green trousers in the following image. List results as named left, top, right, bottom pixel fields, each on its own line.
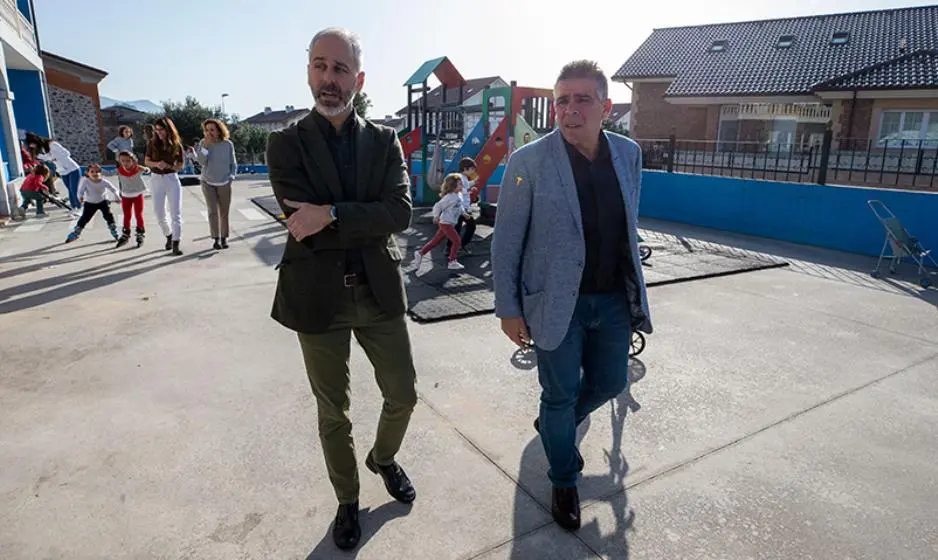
left=297, top=284, right=418, bottom=504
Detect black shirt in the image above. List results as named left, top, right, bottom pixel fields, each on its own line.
left=564, top=134, right=629, bottom=294
left=313, top=110, right=364, bottom=276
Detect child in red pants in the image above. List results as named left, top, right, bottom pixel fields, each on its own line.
left=412, top=173, right=467, bottom=271
left=115, top=151, right=150, bottom=248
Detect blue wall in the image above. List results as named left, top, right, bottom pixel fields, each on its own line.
left=639, top=171, right=938, bottom=258
left=17, top=0, right=32, bottom=22
left=8, top=69, right=48, bottom=137
left=0, top=108, right=10, bottom=181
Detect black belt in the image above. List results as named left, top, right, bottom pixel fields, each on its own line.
left=343, top=273, right=367, bottom=287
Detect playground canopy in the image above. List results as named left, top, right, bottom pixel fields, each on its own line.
left=404, top=56, right=466, bottom=88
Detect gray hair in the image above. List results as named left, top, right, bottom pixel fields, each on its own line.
left=556, top=60, right=608, bottom=100
left=309, top=27, right=363, bottom=71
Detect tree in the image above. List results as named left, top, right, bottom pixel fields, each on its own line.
left=353, top=92, right=372, bottom=118
left=229, top=123, right=269, bottom=164
left=151, top=96, right=226, bottom=146
left=602, top=119, right=629, bottom=137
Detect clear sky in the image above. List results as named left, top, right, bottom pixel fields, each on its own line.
left=34, top=0, right=927, bottom=120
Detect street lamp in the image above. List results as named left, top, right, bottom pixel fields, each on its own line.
left=221, top=93, right=229, bottom=115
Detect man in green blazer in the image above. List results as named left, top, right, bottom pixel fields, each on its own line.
left=266, top=27, right=417, bottom=551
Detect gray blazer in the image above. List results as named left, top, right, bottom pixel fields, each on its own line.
left=491, top=129, right=653, bottom=352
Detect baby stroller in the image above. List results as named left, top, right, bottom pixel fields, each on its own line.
left=867, top=200, right=937, bottom=288
left=630, top=331, right=646, bottom=357
left=638, top=235, right=652, bottom=263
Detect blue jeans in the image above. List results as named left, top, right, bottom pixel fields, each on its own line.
left=535, top=293, right=632, bottom=487
left=62, top=170, right=81, bottom=209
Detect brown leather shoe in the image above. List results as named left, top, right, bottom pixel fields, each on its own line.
left=552, top=487, right=581, bottom=530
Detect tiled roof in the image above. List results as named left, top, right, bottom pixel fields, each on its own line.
left=395, top=76, right=503, bottom=116
left=612, top=5, right=938, bottom=98
left=244, top=108, right=310, bottom=124
left=814, top=49, right=938, bottom=90
left=610, top=103, right=631, bottom=120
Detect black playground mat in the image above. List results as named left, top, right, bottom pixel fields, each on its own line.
left=250, top=195, right=286, bottom=224
left=253, top=194, right=787, bottom=322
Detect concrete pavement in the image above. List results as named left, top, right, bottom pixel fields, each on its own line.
left=1, top=178, right=937, bottom=559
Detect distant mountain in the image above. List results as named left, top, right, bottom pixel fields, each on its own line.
left=100, top=96, right=162, bottom=114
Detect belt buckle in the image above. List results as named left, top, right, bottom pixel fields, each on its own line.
left=343, top=273, right=357, bottom=288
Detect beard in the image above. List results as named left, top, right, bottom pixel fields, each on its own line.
left=314, top=82, right=355, bottom=117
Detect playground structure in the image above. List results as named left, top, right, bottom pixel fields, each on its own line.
left=399, top=57, right=555, bottom=207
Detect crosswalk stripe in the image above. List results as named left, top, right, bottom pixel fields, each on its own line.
left=14, top=223, right=46, bottom=233
left=238, top=208, right=266, bottom=221
left=200, top=210, right=209, bottom=221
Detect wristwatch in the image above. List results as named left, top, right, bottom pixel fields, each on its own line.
left=329, top=205, right=338, bottom=222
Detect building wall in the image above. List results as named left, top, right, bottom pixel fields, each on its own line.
left=44, top=66, right=104, bottom=163
left=7, top=68, right=48, bottom=136
left=631, top=81, right=711, bottom=140
left=867, top=98, right=938, bottom=141
left=833, top=98, right=874, bottom=144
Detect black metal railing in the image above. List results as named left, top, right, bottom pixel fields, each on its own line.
left=635, top=133, right=938, bottom=189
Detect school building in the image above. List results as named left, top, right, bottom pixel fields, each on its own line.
left=0, top=0, right=49, bottom=217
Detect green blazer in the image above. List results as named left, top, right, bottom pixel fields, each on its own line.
left=266, top=112, right=412, bottom=334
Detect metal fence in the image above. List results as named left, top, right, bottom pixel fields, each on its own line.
left=634, top=133, right=938, bottom=190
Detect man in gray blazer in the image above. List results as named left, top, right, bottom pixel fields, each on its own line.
left=491, top=60, right=653, bottom=531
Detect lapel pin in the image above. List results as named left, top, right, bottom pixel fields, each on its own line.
left=516, top=176, right=524, bottom=185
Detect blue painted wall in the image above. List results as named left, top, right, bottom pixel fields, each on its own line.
left=17, top=0, right=32, bottom=22
left=8, top=69, right=49, bottom=137
left=639, top=171, right=938, bottom=258
left=0, top=108, right=10, bottom=181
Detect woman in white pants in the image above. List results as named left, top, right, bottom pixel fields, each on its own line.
left=144, top=117, right=185, bottom=255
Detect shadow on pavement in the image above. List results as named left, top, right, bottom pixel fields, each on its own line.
left=510, top=358, right=646, bottom=559
left=0, top=248, right=217, bottom=314
left=0, top=242, right=117, bottom=281
left=306, top=502, right=413, bottom=559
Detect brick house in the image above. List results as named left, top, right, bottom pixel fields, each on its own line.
left=41, top=51, right=107, bottom=164
left=612, top=5, right=938, bottom=152
left=242, top=106, right=311, bottom=133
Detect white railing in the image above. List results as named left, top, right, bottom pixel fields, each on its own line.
left=721, top=103, right=832, bottom=122
left=0, top=0, right=37, bottom=51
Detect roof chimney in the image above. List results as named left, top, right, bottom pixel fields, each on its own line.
left=286, top=105, right=294, bottom=112
left=263, top=106, right=272, bottom=115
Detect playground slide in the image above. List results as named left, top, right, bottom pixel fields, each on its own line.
left=444, top=118, right=486, bottom=175
left=471, top=117, right=510, bottom=196
left=399, top=126, right=422, bottom=160
left=514, top=115, right=539, bottom=149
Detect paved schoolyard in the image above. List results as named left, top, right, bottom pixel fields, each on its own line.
left=1, top=178, right=937, bottom=559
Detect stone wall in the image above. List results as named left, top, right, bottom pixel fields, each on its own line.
left=48, top=85, right=102, bottom=165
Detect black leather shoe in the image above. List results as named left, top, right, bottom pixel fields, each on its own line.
left=164, top=235, right=172, bottom=250
left=534, top=418, right=584, bottom=472
left=552, top=487, right=581, bottom=530
left=366, top=452, right=416, bottom=503
left=332, top=502, right=361, bottom=550
left=213, top=238, right=221, bottom=250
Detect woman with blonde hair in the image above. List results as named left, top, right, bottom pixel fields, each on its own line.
left=196, top=118, right=238, bottom=249
left=144, top=116, right=185, bottom=255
